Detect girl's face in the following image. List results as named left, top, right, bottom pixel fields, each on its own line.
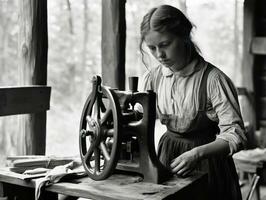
left=144, top=30, right=188, bottom=71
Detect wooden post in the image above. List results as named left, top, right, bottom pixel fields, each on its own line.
left=102, top=0, right=126, bottom=90
left=241, top=0, right=255, bottom=91
left=18, top=0, right=48, bottom=155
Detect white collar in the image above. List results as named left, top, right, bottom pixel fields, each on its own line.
left=161, top=56, right=202, bottom=77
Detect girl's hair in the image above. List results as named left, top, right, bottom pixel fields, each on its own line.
left=139, top=5, right=199, bottom=69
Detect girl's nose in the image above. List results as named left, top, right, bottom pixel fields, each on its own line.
left=156, top=48, right=165, bottom=59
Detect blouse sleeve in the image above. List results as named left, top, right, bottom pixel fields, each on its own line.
left=140, top=70, right=153, bottom=91
left=207, top=69, right=247, bottom=155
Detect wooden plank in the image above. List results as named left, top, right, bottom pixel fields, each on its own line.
left=251, top=37, right=266, bottom=55
left=0, top=86, right=50, bottom=116
left=0, top=169, right=35, bottom=188
left=18, top=0, right=48, bottom=155
left=102, top=0, right=126, bottom=90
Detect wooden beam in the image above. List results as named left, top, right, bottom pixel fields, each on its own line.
left=0, top=86, right=51, bottom=116
left=241, top=0, right=256, bottom=91
left=251, top=37, right=266, bottom=55
left=102, top=0, right=126, bottom=90
left=18, top=0, right=48, bottom=155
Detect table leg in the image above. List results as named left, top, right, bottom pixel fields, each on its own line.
left=0, top=183, right=7, bottom=200
left=39, top=191, right=58, bottom=200
left=1, top=183, right=58, bottom=200
left=0, top=183, right=4, bottom=197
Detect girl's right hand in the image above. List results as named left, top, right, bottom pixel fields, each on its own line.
left=170, top=148, right=199, bottom=177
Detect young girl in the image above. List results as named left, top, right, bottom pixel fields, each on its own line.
left=139, top=5, right=247, bottom=200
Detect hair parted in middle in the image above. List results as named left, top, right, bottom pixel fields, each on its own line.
left=139, top=5, right=200, bottom=69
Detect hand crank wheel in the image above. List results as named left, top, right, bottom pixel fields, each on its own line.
left=79, top=81, right=122, bottom=180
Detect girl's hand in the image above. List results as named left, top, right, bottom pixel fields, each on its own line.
left=170, top=148, right=200, bottom=177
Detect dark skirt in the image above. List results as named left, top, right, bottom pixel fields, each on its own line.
left=158, top=130, right=242, bottom=200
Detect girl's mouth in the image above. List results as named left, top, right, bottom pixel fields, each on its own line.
left=159, top=59, right=171, bottom=65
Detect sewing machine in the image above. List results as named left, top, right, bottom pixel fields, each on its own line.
left=79, top=75, right=170, bottom=183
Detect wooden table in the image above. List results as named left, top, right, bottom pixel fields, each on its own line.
left=0, top=168, right=208, bottom=200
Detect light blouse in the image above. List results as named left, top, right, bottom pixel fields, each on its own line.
left=140, top=56, right=247, bottom=155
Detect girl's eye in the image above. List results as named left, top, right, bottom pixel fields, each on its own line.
left=148, top=46, right=156, bottom=51
left=160, top=42, right=170, bottom=48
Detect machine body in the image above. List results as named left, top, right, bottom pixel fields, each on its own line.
left=79, top=75, right=170, bottom=183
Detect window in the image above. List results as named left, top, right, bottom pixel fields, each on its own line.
left=0, top=0, right=244, bottom=163
left=126, top=0, right=244, bottom=85
left=0, top=0, right=19, bottom=166
left=46, top=0, right=102, bottom=156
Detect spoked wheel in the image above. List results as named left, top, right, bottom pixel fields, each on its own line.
left=79, top=77, right=122, bottom=180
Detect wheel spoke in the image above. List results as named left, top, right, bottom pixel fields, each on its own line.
left=90, top=98, right=101, bottom=122
left=100, top=142, right=110, bottom=161
left=97, top=98, right=101, bottom=120
left=100, top=108, right=112, bottom=125
left=94, top=148, right=101, bottom=174
left=91, top=103, right=98, bottom=119
left=99, top=97, right=106, bottom=112
left=84, top=144, right=94, bottom=164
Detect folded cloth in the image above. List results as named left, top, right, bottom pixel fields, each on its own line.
left=23, top=168, right=50, bottom=175
left=233, top=148, right=266, bottom=163
left=35, top=161, right=83, bottom=200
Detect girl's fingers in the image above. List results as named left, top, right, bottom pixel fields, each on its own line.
left=175, top=164, right=191, bottom=175
left=176, top=167, right=187, bottom=175
left=171, top=160, right=185, bottom=173
left=170, top=157, right=181, bottom=168
left=179, top=168, right=193, bottom=177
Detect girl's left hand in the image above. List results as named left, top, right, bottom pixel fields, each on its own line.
left=170, top=148, right=200, bottom=177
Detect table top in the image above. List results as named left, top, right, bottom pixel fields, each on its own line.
left=0, top=168, right=207, bottom=200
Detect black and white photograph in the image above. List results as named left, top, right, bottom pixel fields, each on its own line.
left=0, top=0, right=265, bottom=199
